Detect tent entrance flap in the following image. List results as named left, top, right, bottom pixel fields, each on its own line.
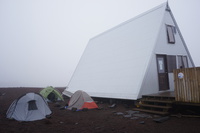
left=28, top=100, right=38, bottom=111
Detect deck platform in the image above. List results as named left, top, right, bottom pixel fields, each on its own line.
left=135, top=91, right=200, bottom=115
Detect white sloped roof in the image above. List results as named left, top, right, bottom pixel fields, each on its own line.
left=65, top=3, right=167, bottom=100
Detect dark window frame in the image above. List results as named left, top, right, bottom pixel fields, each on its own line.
left=178, top=55, right=188, bottom=68
left=166, top=25, right=176, bottom=44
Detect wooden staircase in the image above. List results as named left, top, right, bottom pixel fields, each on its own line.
left=134, top=93, right=175, bottom=115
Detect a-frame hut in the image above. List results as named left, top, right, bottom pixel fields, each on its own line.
left=63, top=3, right=194, bottom=100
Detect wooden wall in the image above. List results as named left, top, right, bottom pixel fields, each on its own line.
left=174, top=67, right=200, bottom=103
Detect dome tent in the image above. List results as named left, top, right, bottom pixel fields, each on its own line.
left=40, top=86, right=64, bottom=102
left=6, top=92, right=52, bottom=121
left=67, top=90, right=98, bottom=111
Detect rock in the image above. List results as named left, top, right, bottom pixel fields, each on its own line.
left=109, top=104, right=117, bottom=108
left=123, top=114, right=132, bottom=118
left=59, top=106, right=65, bottom=110
left=133, top=113, right=152, bottom=118
left=115, top=112, right=124, bottom=115
left=139, top=121, right=145, bottom=124
left=131, top=117, right=139, bottom=120
left=153, top=116, right=170, bottom=123
left=126, top=110, right=140, bottom=115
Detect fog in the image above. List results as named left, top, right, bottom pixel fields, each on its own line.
left=0, top=0, right=199, bottom=87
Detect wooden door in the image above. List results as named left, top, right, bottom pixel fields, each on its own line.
left=156, top=55, right=169, bottom=91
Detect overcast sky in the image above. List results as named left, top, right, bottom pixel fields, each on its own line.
left=0, top=0, right=200, bottom=87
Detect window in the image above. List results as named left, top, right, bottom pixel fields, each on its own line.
left=157, top=57, right=165, bottom=73
left=178, top=56, right=188, bottom=68
left=166, top=25, right=176, bottom=44
left=167, top=55, right=177, bottom=72
left=28, top=100, right=38, bottom=111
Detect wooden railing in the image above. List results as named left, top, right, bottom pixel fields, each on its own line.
left=173, top=67, right=200, bottom=103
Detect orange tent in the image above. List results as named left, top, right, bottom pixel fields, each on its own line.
left=67, top=90, right=98, bottom=110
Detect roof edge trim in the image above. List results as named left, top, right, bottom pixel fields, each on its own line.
left=90, top=2, right=168, bottom=41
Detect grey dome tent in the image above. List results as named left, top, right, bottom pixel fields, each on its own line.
left=6, top=92, right=52, bottom=121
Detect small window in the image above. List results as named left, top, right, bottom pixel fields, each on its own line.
left=28, top=100, right=38, bottom=111
left=178, top=56, right=188, bottom=68
left=167, top=55, right=177, bottom=72
left=166, top=25, right=176, bottom=44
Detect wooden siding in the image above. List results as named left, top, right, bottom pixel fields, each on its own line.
left=174, top=67, right=200, bottom=103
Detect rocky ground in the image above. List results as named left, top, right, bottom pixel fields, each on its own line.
left=0, top=87, right=200, bottom=133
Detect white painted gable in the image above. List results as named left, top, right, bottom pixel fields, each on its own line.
left=138, top=4, right=194, bottom=98
left=63, top=3, right=194, bottom=100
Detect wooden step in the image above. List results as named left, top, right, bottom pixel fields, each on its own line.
left=141, top=99, right=174, bottom=104
left=133, top=108, right=169, bottom=115
left=136, top=92, right=175, bottom=115
left=139, top=103, right=172, bottom=109
left=142, top=96, right=175, bottom=101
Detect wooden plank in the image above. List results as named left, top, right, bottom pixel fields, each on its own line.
left=197, top=68, right=200, bottom=102
left=192, top=68, right=196, bottom=102
left=174, top=67, right=200, bottom=103
left=174, top=69, right=180, bottom=101
left=189, top=68, right=191, bottom=102
left=141, top=99, right=174, bottom=104
left=174, top=69, right=178, bottom=101
left=139, top=103, right=172, bottom=109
